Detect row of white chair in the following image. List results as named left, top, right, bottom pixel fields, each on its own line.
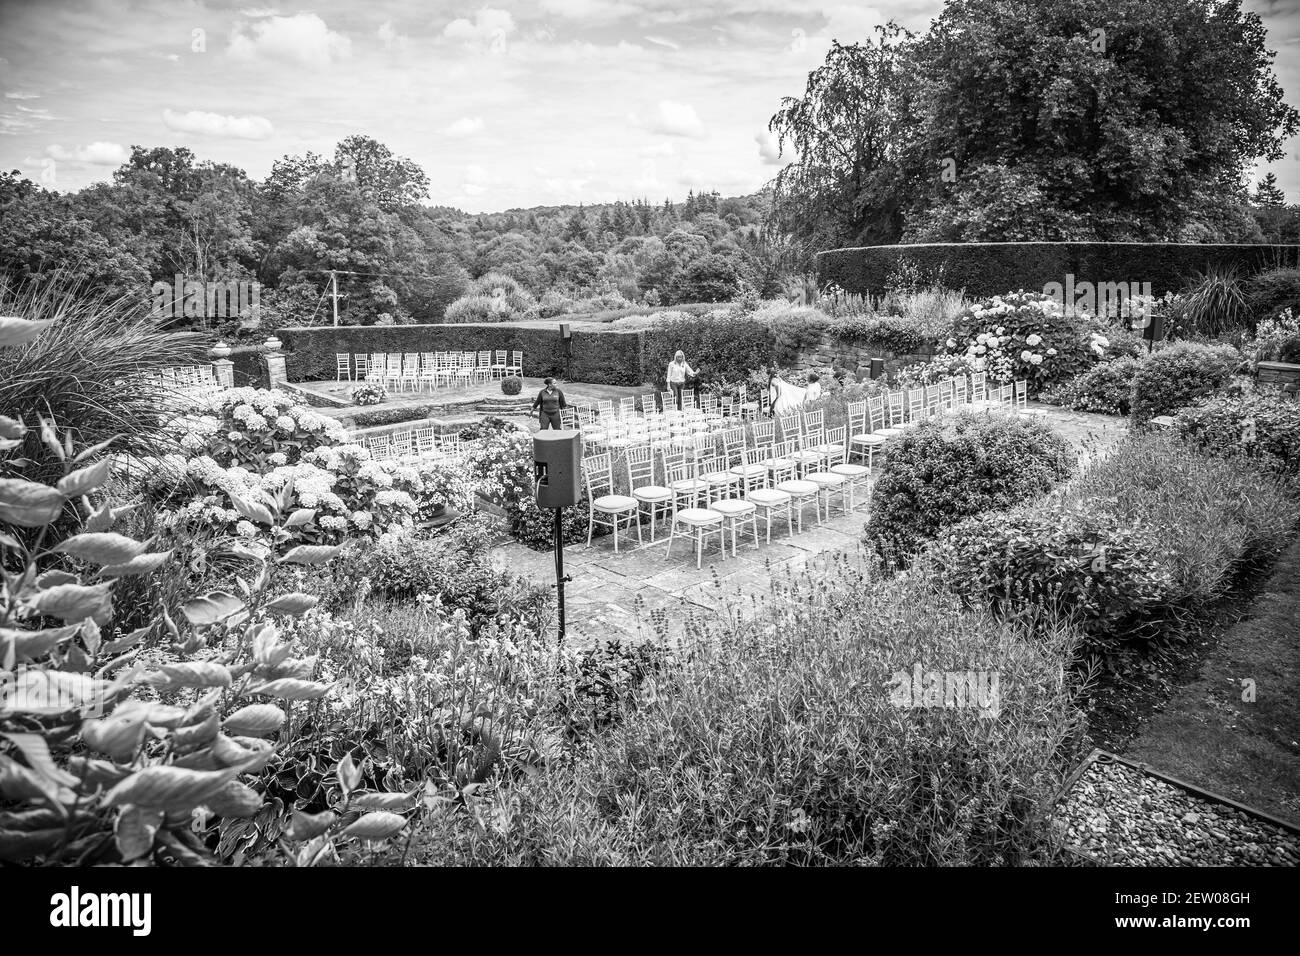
left=354, top=426, right=467, bottom=463
left=583, top=418, right=870, bottom=568
left=337, top=351, right=523, bottom=391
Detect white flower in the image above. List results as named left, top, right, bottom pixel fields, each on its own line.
left=946, top=338, right=957, bottom=348
left=1029, top=354, right=1044, bottom=365
left=1046, top=348, right=1058, bottom=356
left=1026, top=334, right=1042, bottom=346
left=235, top=520, right=257, bottom=538
left=1020, top=350, right=1033, bottom=362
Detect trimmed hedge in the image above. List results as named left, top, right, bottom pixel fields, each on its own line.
left=819, top=243, right=1300, bottom=298
left=276, top=323, right=646, bottom=386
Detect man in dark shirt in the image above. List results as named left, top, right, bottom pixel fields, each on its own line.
left=531, top=377, right=567, bottom=430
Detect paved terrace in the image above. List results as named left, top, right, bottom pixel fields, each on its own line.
left=491, top=404, right=1131, bottom=647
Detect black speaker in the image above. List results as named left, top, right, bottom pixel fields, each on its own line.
left=533, top=430, right=583, bottom=508
left=869, top=358, right=885, bottom=380
left=560, top=323, right=572, bottom=340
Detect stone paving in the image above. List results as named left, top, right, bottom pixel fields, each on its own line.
left=491, top=402, right=1131, bottom=647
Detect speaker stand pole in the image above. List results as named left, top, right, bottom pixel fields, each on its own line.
left=553, top=507, right=567, bottom=643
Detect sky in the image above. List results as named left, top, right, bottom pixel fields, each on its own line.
left=1, top=0, right=1299, bottom=213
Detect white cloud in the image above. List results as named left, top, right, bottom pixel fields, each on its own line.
left=228, top=13, right=351, bottom=66
left=464, top=164, right=492, bottom=184
left=377, top=20, right=407, bottom=51
left=461, top=182, right=487, bottom=196
left=755, top=129, right=784, bottom=165
left=643, top=35, right=679, bottom=50
left=639, top=142, right=675, bottom=157
left=647, top=100, right=705, bottom=138
left=4, top=91, right=40, bottom=100
left=45, top=141, right=128, bottom=165
left=162, top=109, right=274, bottom=139
left=538, top=0, right=637, bottom=21
left=441, top=116, right=484, bottom=137
left=443, top=8, right=515, bottom=41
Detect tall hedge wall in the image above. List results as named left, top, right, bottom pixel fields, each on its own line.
left=275, top=323, right=647, bottom=386
left=818, top=242, right=1300, bottom=298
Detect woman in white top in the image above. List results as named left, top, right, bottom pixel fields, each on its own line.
left=804, top=371, right=823, bottom=404
left=666, top=350, right=696, bottom=410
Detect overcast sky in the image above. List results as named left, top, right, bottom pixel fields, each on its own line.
left=1, top=0, right=1298, bottom=212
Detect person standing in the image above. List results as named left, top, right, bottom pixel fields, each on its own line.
left=531, top=377, right=567, bottom=430
left=804, top=371, right=823, bottom=403
left=666, top=350, right=697, bottom=410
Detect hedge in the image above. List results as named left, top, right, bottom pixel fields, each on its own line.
left=818, top=242, right=1300, bottom=298
left=276, top=323, right=647, bottom=386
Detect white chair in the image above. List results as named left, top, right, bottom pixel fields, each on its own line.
left=354, top=353, right=370, bottom=382
left=664, top=461, right=726, bottom=569
left=584, top=453, right=639, bottom=552
left=626, top=445, right=672, bottom=542
left=507, top=350, right=523, bottom=378
left=701, top=454, right=758, bottom=556
left=744, top=447, right=793, bottom=543
left=847, top=399, right=887, bottom=468
left=492, top=349, right=509, bottom=379
left=336, top=354, right=352, bottom=382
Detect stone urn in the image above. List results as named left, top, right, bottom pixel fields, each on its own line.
left=210, top=340, right=232, bottom=359
left=263, top=335, right=283, bottom=352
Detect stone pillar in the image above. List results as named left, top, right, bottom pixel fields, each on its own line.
left=210, top=341, right=234, bottom=388
left=262, top=336, right=287, bottom=388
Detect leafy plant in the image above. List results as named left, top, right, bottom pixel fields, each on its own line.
left=1129, top=341, right=1241, bottom=423
left=500, top=376, right=523, bottom=396
left=1177, top=263, right=1250, bottom=338
left=349, top=382, right=386, bottom=406
left=1174, top=388, right=1300, bottom=475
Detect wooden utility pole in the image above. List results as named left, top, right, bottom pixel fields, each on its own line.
left=329, top=270, right=342, bottom=326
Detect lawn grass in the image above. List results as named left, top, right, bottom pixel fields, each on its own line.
left=1119, top=538, right=1300, bottom=825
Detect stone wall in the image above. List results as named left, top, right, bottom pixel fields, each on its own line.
left=785, top=335, right=936, bottom=380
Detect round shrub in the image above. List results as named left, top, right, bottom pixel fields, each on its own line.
left=1174, top=389, right=1300, bottom=475
left=929, top=505, right=1175, bottom=652
left=501, top=375, right=523, bottom=396
left=864, top=413, right=1074, bottom=565
left=1040, top=355, right=1142, bottom=416
left=1129, top=341, right=1241, bottom=423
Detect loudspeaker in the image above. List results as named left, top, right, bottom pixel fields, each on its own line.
left=560, top=323, right=572, bottom=340
left=533, top=429, right=583, bottom=508
left=869, top=358, right=885, bottom=380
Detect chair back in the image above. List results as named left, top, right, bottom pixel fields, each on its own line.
left=583, top=452, right=614, bottom=497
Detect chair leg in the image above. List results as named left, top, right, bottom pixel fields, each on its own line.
left=587, top=513, right=594, bottom=547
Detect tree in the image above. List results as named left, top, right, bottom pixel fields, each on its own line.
left=767, top=28, right=913, bottom=256
left=900, top=0, right=1299, bottom=242
left=671, top=253, right=740, bottom=303
left=1254, top=172, right=1286, bottom=206
left=332, top=134, right=429, bottom=210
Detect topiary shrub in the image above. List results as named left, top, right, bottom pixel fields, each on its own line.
left=1129, top=341, right=1241, bottom=423
left=501, top=376, right=523, bottom=396
left=1040, top=355, right=1142, bottom=416
left=1174, top=389, right=1300, bottom=475
left=864, top=413, right=1074, bottom=565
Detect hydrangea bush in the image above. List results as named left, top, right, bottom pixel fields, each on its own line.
left=349, top=382, right=386, bottom=406
left=934, top=291, right=1114, bottom=394
left=167, top=388, right=347, bottom=470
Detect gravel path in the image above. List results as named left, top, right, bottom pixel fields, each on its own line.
left=1054, top=759, right=1299, bottom=866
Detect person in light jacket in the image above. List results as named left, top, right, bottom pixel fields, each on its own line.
left=804, top=372, right=823, bottom=404
left=666, top=350, right=696, bottom=410
left=531, top=377, right=567, bottom=430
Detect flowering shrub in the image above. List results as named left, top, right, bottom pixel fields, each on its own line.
left=936, top=291, right=1109, bottom=394
left=1039, top=356, right=1142, bottom=416
left=349, top=382, right=386, bottom=406
left=167, top=387, right=347, bottom=469
left=896, top=352, right=978, bottom=388
left=865, top=414, right=1074, bottom=565
left=1240, top=309, right=1300, bottom=372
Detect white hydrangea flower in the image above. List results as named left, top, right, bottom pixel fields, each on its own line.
left=1026, top=334, right=1042, bottom=346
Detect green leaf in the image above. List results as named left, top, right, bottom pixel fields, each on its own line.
left=99, top=550, right=171, bottom=579
left=287, top=809, right=336, bottom=842
left=0, top=478, right=65, bottom=528
left=283, top=508, right=316, bottom=529
left=0, top=732, right=80, bottom=786
left=243, top=678, right=332, bottom=701
left=229, top=491, right=274, bottom=527
left=221, top=703, right=285, bottom=737
left=104, top=765, right=243, bottom=813
left=180, top=590, right=245, bottom=627
left=27, top=581, right=113, bottom=626
left=279, top=544, right=342, bottom=566
left=0, top=624, right=79, bottom=662
left=264, top=592, right=318, bottom=617
left=115, top=805, right=163, bottom=862
left=339, top=811, right=406, bottom=841
left=54, top=532, right=147, bottom=566
left=142, top=661, right=232, bottom=690
left=55, top=458, right=112, bottom=498
left=0, top=315, right=54, bottom=348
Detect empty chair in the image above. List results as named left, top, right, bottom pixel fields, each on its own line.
left=848, top=397, right=889, bottom=468
left=475, top=350, right=493, bottom=383
left=804, top=426, right=850, bottom=518
left=761, top=437, right=798, bottom=485
left=663, top=460, right=725, bottom=569
left=744, top=448, right=793, bottom=543
left=775, top=451, right=821, bottom=532
left=584, top=452, right=640, bottom=552
left=828, top=428, right=872, bottom=511
left=492, top=349, right=509, bottom=379
left=626, top=445, right=672, bottom=542
left=702, top=454, right=758, bottom=556
left=789, top=424, right=827, bottom=476
left=400, top=354, right=420, bottom=393
left=354, top=353, right=370, bottom=381
left=336, top=353, right=352, bottom=382
left=414, top=426, right=436, bottom=456
left=507, top=350, right=524, bottom=377
left=619, top=396, right=637, bottom=420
